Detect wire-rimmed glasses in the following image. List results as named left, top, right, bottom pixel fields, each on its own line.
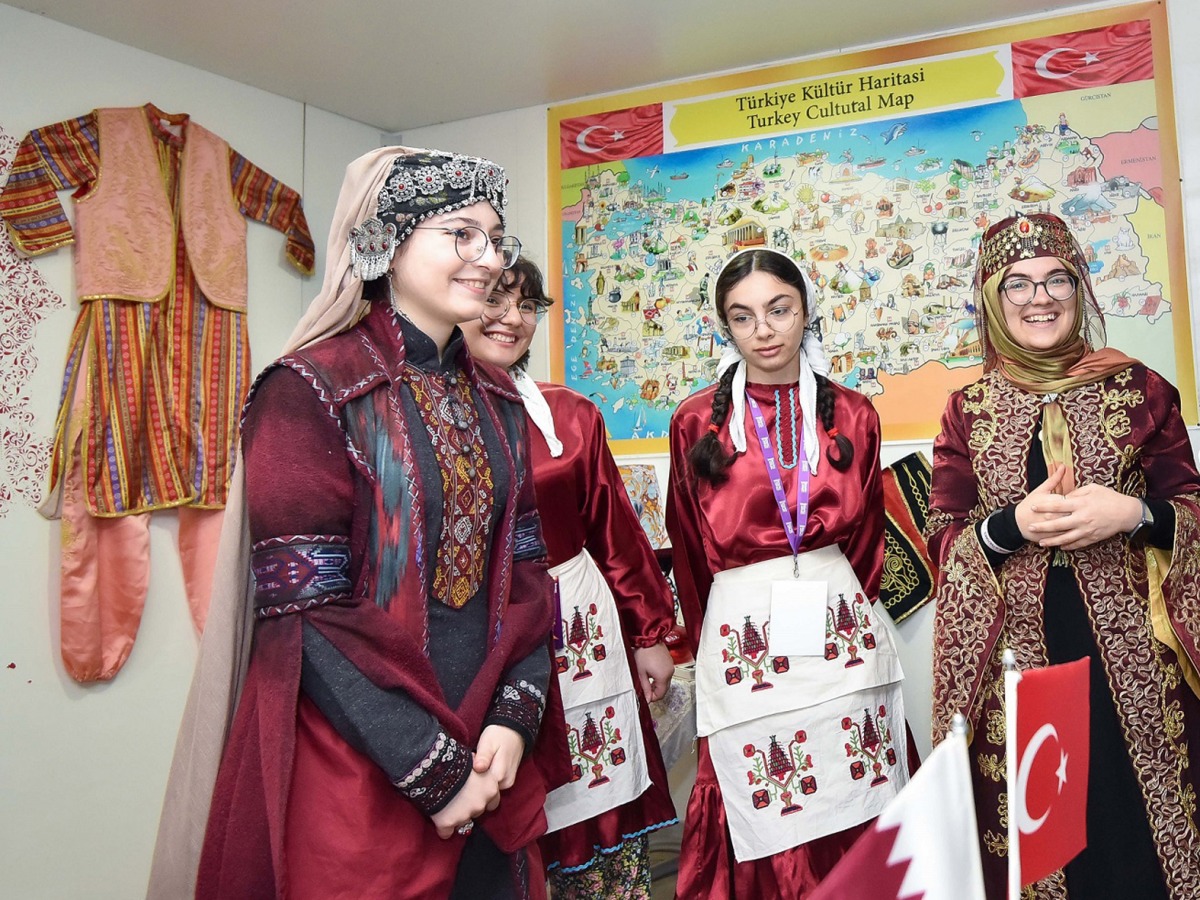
left=411, top=225, right=522, bottom=269
left=726, top=305, right=801, bottom=339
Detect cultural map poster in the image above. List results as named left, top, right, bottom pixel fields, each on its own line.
left=547, top=3, right=1191, bottom=451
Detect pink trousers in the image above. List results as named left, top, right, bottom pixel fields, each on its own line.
left=58, top=455, right=221, bottom=681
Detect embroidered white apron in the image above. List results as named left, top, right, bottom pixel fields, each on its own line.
left=543, top=549, right=651, bottom=833
left=697, top=549, right=908, bottom=861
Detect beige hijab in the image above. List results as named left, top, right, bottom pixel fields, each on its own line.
left=974, top=213, right=1135, bottom=494
left=145, top=146, right=418, bottom=899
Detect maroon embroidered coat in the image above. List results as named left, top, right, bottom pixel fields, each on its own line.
left=928, top=365, right=1200, bottom=899
left=197, top=303, right=557, bottom=899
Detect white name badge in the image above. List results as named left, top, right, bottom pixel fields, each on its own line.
left=769, top=580, right=828, bottom=657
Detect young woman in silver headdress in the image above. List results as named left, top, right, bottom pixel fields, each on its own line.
left=928, top=212, right=1200, bottom=899
left=150, top=147, right=558, bottom=900
left=462, top=257, right=678, bottom=898
left=666, top=247, right=909, bottom=898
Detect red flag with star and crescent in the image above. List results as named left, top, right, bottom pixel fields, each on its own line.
left=1011, top=20, right=1154, bottom=99
left=559, top=104, right=664, bottom=169
left=1005, top=657, right=1090, bottom=895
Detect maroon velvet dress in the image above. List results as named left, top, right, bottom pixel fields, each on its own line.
left=666, top=379, right=884, bottom=899
left=530, top=383, right=678, bottom=872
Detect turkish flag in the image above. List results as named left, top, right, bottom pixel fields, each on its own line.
left=559, top=104, right=664, bottom=169
left=1005, top=657, right=1090, bottom=893
left=810, top=728, right=985, bottom=900
left=1011, top=20, right=1154, bottom=99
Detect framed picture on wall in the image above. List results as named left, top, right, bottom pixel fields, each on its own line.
left=547, top=1, right=1191, bottom=452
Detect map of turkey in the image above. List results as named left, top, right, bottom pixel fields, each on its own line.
left=558, top=76, right=1181, bottom=442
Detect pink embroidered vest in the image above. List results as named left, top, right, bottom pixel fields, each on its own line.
left=75, top=107, right=248, bottom=311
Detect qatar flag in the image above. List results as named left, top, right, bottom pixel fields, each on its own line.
left=1005, top=657, right=1090, bottom=897
left=559, top=104, right=664, bottom=169
left=809, top=726, right=985, bottom=900
left=1011, top=20, right=1154, bottom=99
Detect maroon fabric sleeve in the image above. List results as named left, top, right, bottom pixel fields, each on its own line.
left=843, top=396, right=884, bottom=600
left=572, top=392, right=674, bottom=647
left=243, top=367, right=355, bottom=541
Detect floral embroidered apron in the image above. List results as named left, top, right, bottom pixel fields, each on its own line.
left=697, top=547, right=908, bottom=861
left=543, top=549, right=652, bottom=833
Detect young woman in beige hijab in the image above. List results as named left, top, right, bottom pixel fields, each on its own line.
left=928, top=212, right=1200, bottom=898
left=149, top=146, right=560, bottom=899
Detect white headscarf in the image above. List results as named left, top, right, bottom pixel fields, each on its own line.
left=511, top=369, right=563, bottom=457
left=714, top=247, right=830, bottom=474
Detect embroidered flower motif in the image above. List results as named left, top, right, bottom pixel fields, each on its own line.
left=414, top=165, right=446, bottom=195
left=385, top=171, right=417, bottom=205
left=443, top=157, right=475, bottom=189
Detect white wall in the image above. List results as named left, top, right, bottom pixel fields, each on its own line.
left=0, top=5, right=381, bottom=897
left=405, top=0, right=1200, bottom=760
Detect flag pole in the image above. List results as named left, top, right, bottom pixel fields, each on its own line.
left=1003, top=648, right=1020, bottom=900
left=949, top=712, right=968, bottom=739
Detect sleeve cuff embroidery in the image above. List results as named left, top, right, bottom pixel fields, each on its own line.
left=393, top=731, right=472, bottom=816
left=485, top=678, right=547, bottom=748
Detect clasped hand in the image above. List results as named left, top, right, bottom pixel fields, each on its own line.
left=430, top=724, right=525, bottom=839
left=1015, top=465, right=1143, bottom=551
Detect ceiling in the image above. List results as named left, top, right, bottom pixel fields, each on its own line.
left=10, top=0, right=1098, bottom=132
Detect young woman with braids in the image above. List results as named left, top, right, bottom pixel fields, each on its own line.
left=666, top=247, right=908, bottom=899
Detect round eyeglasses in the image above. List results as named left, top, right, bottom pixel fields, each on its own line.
left=482, top=294, right=545, bottom=325
left=999, top=273, right=1077, bottom=306
left=411, top=225, right=522, bottom=269
left=726, top=306, right=801, bottom=339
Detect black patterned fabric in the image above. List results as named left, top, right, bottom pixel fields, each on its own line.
left=881, top=452, right=936, bottom=623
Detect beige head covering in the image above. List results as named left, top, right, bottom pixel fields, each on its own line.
left=145, top=145, right=493, bottom=897
left=973, top=212, right=1135, bottom=494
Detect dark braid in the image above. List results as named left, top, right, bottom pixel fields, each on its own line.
left=816, top=375, right=853, bottom=470
left=687, top=364, right=741, bottom=486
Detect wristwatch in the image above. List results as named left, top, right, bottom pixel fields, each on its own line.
left=1127, top=499, right=1154, bottom=542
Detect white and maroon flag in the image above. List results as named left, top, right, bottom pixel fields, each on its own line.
left=1005, top=657, right=1090, bottom=897
left=809, top=723, right=984, bottom=900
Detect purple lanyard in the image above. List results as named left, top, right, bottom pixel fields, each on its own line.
left=746, top=393, right=809, bottom=577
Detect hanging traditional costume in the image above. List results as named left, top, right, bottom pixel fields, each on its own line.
left=927, top=213, right=1200, bottom=899
left=512, top=374, right=677, bottom=890
left=666, top=251, right=907, bottom=899
left=0, top=103, right=314, bottom=680
left=147, top=148, right=556, bottom=900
